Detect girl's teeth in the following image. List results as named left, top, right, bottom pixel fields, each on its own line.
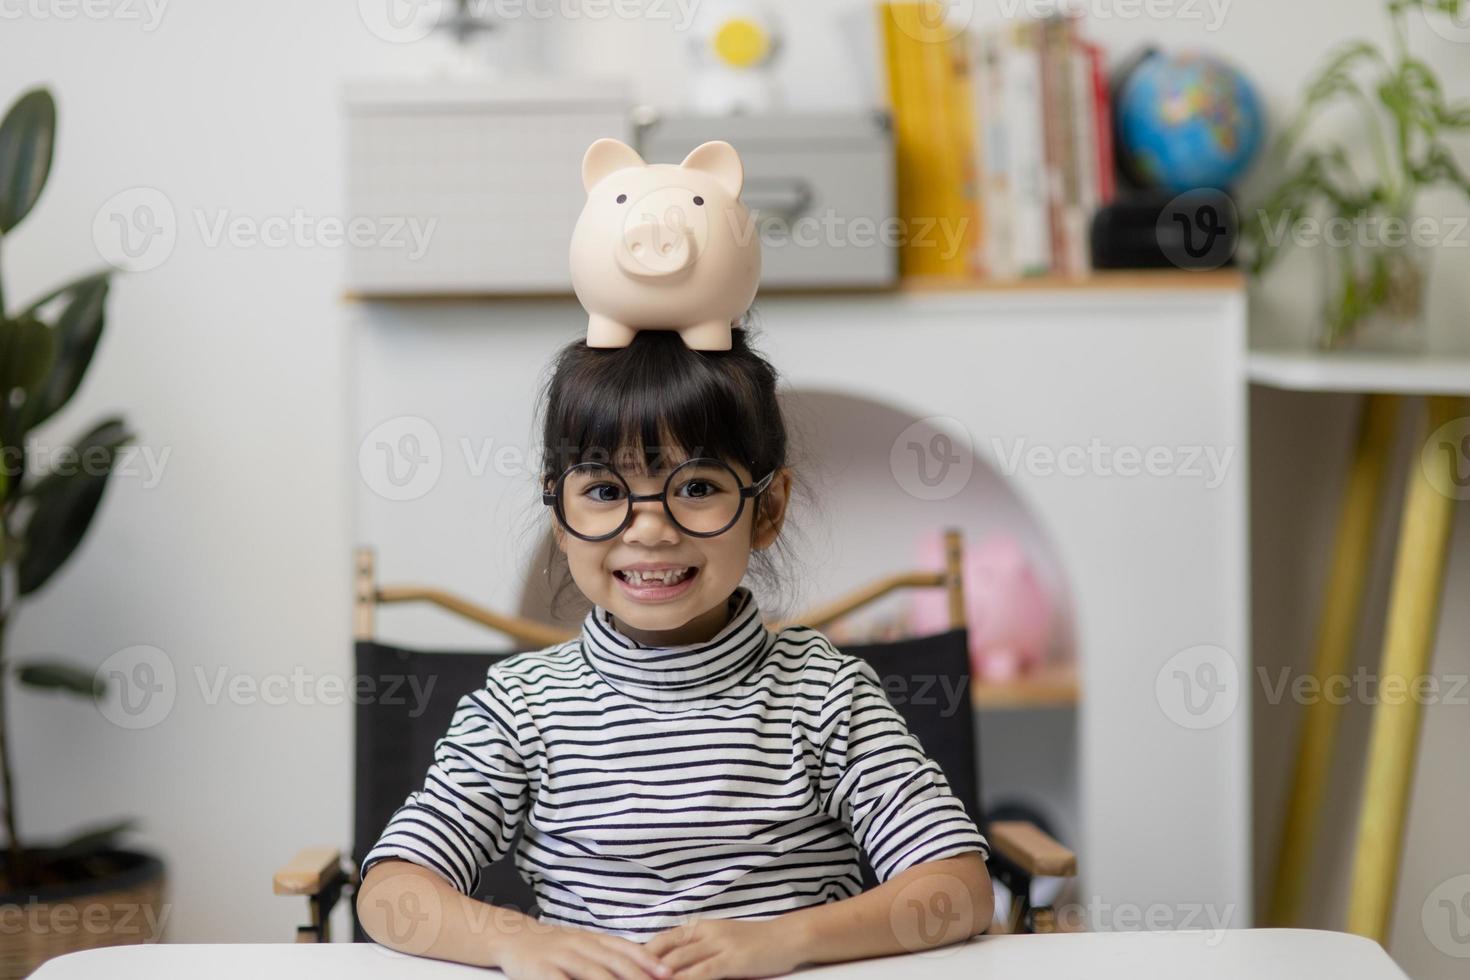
left=624, top=567, right=690, bottom=586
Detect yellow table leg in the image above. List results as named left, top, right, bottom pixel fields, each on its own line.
left=1269, top=393, right=1399, bottom=927
left=1346, top=395, right=1466, bottom=944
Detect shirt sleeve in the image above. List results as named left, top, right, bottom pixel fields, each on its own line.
left=358, top=669, right=531, bottom=895
left=818, top=657, right=989, bottom=882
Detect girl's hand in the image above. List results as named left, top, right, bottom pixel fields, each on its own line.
left=644, top=918, right=803, bottom=980
left=496, top=921, right=673, bottom=980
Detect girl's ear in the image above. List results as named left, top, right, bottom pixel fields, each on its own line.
left=751, top=469, right=791, bottom=551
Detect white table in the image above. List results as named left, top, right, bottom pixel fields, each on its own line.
left=32, top=929, right=1408, bottom=978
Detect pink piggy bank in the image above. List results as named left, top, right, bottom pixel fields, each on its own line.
left=910, top=533, right=1053, bottom=682
left=569, top=138, right=762, bottom=351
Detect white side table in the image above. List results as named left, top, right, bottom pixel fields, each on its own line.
left=1250, top=349, right=1470, bottom=942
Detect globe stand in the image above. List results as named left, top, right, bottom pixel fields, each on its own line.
left=1090, top=188, right=1240, bottom=271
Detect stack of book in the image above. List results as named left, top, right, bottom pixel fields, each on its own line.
left=878, top=2, right=1115, bottom=281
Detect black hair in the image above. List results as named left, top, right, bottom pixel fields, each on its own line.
left=531, top=322, right=800, bottom=620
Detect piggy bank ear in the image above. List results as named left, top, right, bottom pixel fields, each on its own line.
left=680, top=141, right=744, bottom=198
left=582, top=138, right=646, bottom=194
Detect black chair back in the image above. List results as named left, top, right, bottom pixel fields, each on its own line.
left=352, top=626, right=980, bottom=937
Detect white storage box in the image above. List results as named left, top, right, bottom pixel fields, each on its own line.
left=342, top=77, right=632, bottom=296
left=637, top=112, right=897, bottom=289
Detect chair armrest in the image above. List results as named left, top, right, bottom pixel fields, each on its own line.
left=987, top=821, right=1077, bottom=878
left=273, top=847, right=346, bottom=896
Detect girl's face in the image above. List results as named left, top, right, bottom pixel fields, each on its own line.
left=551, top=454, right=791, bottom=647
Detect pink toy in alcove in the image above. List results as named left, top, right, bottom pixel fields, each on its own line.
left=910, top=532, right=1054, bottom=682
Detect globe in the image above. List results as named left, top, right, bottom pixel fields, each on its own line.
left=1116, top=51, right=1265, bottom=193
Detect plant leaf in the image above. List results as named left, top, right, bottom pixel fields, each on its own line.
left=0, top=316, right=56, bottom=495
left=15, top=659, right=103, bottom=698
left=1436, top=100, right=1470, bottom=130
left=17, top=416, right=133, bottom=596
left=0, top=88, right=56, bottom=234
left=16, top=271, right=111, bottom=431
left=1398, top=58, right=1447, bottom=138
left=1277, top=41, right=1386, bottom=160
left=1243, top=151, right=1368, bottom=274
left=0, top=314, right=57, bottom=409
left=1410, top=143, right=1470, bottom=196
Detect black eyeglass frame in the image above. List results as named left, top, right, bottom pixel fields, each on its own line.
left=541, top=457, right=777, bottom=542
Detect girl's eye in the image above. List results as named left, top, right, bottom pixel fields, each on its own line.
left=583, top=482, right=626, bottom=503
left=616, top=194, right=628, bottom=204
left=676, top=479, right=719, bottom=499
left=693, top=195, right=704, bottom=206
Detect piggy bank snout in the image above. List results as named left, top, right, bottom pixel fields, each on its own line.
left=615, top=217, right=695, bottom=279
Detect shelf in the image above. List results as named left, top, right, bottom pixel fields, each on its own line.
left=899, top=268, right=1245, bottom=293
left=971, top=663, right=1079, bottom=711
left=342, top=268, right=1246, bottom=304
left=1248, top=348, right=1470, bottom=396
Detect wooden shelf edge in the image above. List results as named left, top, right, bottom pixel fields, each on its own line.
left=899, top=268, right=1245, bottom=293
left=971, top=663, right=1079, bottom=710
left=342, top=269, right=1245, bottom=304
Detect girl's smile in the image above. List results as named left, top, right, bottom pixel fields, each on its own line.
left=612, top=562, right=701, bottom=601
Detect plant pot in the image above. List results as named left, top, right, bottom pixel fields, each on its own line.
left=1316, top=217, right=1431, bottom=353
left=0, top=849, right=166, bottom=979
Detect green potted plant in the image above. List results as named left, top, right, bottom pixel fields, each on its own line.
left=0, top=86, right=163, bottom=977
left=1245, top=0, right=1470, bottom=352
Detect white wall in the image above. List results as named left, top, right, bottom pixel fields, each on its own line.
left=3, top=3, right=1467, bottom=975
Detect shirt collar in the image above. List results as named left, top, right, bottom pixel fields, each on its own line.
left=579, top=586, right=772, bottom=702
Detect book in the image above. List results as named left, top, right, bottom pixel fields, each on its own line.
left=877, top=5, right=1114, bottom=282
left=942, top=30, right=982, bottom=278
left=878, top=1, right=977, bottom=279
left=1002, top=21, right=1052, bottom=278
left=1071, top=37, right=1099, bottom=272
left=972, top=28, right=1012, bottom=279
left=1086, top=40, right=1116, bottom=205
left=1040, top=14, right=1089, bottom=277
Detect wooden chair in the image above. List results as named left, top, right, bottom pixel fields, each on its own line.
left=274, top=528, right=1077, bottom=941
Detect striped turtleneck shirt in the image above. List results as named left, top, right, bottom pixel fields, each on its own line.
left=360, top=585, right=989, bottom=939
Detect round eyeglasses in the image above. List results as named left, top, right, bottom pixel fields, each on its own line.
left=542, top=457, right=776, bottom=542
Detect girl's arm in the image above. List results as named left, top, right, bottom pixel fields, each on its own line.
left=358, top=858, right=672, bottom=979
left=356, top=858, right=521, bottom=968
left=644, top=852, right=993, bottom=978
left=775, top=851, right=994, bottom=966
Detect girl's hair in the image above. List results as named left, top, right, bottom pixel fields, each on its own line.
left=531, top=322, right=800, bottom=620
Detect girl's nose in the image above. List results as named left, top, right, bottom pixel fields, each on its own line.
left=622, top=499, right=679, bottom=544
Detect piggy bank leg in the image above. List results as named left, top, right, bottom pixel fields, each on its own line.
left=679, top=320, right=734, bottom=351
left=586, top=314, right=639, bottom=348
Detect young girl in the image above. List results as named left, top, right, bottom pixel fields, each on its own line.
left=357, top=327, right=993, bottom=979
